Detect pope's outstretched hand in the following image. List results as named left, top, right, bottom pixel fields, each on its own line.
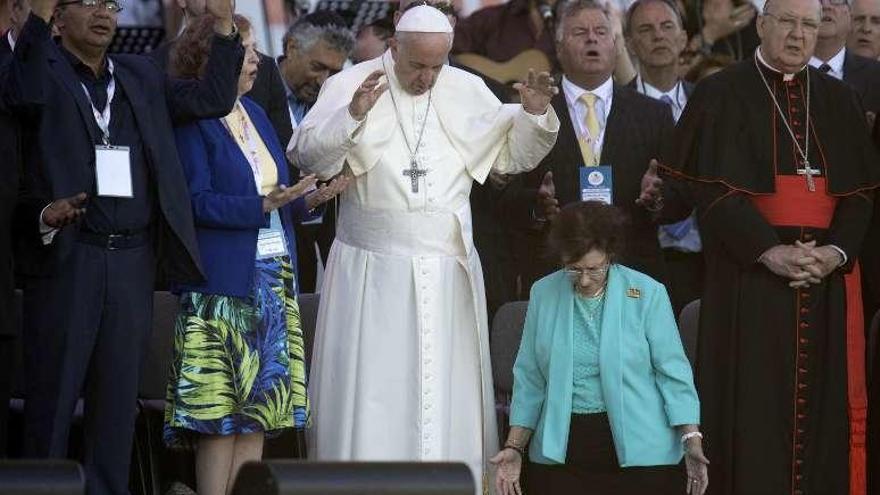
left=514, top=69, right=559, bottom=116
left=349, top=70, right=388, bottom=121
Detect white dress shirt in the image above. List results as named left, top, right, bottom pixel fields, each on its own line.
left=7, top=31, right=15, bottom=52
left=809, top=47, right=846, bottom=80
left=562, top=75, right=614, bottom=156
left=634, top=74, right=688, bottom=122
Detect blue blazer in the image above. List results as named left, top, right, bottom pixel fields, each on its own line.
left=510, top=264, right=700, bottom=467
left=174, top=97, right=311, bottom=298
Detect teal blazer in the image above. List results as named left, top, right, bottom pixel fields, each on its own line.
left=510, top=264, right=700, bottom=467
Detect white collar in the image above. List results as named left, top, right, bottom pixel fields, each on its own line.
left=635, top=74, right=683, bottom=104
left=809, top=46, right=846, bottom=74
left=7, top=30, right=15, bottom=52
left=562, top=75, right=613, bottom=107
left=756, top=47, right=807, bottom=81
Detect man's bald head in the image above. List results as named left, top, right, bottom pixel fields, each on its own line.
left=757, top=0, right=822, bottom=72
left=390, top=31, right=451, bottom=95
left=848, top=0, right=880, bottom=58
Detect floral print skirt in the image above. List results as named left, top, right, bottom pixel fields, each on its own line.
left=164, top=255, right=309, bottom=448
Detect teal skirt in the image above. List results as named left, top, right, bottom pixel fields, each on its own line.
left=163, top=255, right=309, bottom=447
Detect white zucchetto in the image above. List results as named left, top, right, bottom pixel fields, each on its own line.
left=395, top=5, right=454, bottom=33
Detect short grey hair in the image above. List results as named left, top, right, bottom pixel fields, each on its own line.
left=555, top=0, right=611, bottom=42
left=283, top=19, right=356, bottom=57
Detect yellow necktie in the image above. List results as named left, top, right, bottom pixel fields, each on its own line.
left=578, top=93, right=601, bottom=167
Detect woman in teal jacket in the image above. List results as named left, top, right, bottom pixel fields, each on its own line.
left=491, top=202, right=709, bottom=495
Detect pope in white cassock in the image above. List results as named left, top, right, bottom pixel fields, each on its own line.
left=288, top=5, right=560, bottom=492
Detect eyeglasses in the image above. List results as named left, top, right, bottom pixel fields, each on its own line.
left=57, top=0, right=123, bottom=13
left=563, top=263, right=610, bottom=280
left=762, top=12, right=820, bottom=33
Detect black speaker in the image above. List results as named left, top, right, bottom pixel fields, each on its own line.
left=0, top=460, right=84, bottom=495
left=231, top=461, right=474, bottom=495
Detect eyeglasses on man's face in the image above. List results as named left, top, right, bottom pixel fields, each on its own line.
left=762, top=12, right=821, bottom=34
left=57, top=0, right=124, bottom=13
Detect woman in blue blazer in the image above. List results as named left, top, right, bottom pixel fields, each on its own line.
left=161, top=16, right=348, bottom=495
left=491, top=202, right=709, bottom=495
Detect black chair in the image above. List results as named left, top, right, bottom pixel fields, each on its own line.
left=0, top=460, right=85, bottom=495
left=677, top=299, right=700, bottom=367
left=131, top=292, right=185, bottom=495
left=231, top=461, right=474, bottom=495
left=489, top=301, right=528, bottom=442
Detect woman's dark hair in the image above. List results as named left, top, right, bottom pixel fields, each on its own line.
left=545, top=201, right=629, bottom=265
left=170, top=14, right=253, bottom=79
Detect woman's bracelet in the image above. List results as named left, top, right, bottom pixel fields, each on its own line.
left=681, top=431, right=703, bottom=444
left=504, top=444, right=525, bottom=458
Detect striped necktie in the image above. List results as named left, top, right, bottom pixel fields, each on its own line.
left=577, top=93, right=601, bottom=167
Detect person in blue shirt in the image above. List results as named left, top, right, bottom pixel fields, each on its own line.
left=491, top=202, right=708, bottom=495
left=163, top=15, right=348, bottom=495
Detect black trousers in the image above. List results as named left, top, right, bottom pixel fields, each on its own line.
left=22, top=241, right=155, bottom=495
left=294, top=204, right=335, bottom=293
left=662, top=249, right=705, bottom=317
left=527, top=413, right=684, bottom=495
left=0, top=334, right=15, bottom=457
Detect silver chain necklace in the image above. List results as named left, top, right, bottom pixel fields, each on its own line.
left=753, top=53, right=820, bottom=192
left=382, top=57, right=433, bottom=194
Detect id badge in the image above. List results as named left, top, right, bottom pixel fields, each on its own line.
left=256, top=210, right=289, bottom=259
left=579, top=165, right=613, bottom=204
left=95, top=145, right=133, bottom=198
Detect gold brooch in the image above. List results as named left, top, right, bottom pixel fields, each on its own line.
left=626, top=288, right=641, bottom=298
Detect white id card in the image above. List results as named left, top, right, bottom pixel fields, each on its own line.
left=257, top=230, right=289, bottom=259
left=95, top=146, right=133, bottom=198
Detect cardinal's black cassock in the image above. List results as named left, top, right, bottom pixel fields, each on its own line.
left=667, top=51, right=880, bottom=495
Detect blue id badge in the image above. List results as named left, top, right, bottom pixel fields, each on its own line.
left=257, top=210, right=289, bottom=259
left=579, top=165, right=613, bottom=204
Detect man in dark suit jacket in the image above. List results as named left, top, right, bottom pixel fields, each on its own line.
left=0, top=55, right=19, bottom=459
left=624, top=0, right=702, bottom=315
left=501, top=0, right=676, bottom=291
left=810, top=0, right=880, bottom=112
left=1, top=1, right=241, bottom=493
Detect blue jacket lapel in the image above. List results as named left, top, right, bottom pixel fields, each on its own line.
left=598, top=264, right=625, bottom=457
left=542, top=271, right=575, bottom=462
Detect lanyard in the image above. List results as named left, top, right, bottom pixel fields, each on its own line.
left=79, top=59, right=116, bottom=145
left=222, top=100, right=264, bottom=193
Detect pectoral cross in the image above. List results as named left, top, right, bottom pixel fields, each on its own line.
left=797, top=161, right=820, bottom=192
left=402, top=159, right=428, bottom=194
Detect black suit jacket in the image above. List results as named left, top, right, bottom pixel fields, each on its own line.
left=154, top=40, right=293, bottom=152
left=502, top=85, right=675, bottom=286
left=245, top=53, right=294, bottom=153
left=0, top=49, right=17, bottom=337
left=843, top=51, right=880, bottom=113
left=0, top=32, right=11, bottom=57
left=2, top=14, right=243, bottom=284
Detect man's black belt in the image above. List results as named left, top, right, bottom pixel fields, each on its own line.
left=76, top=229, right=150, bottom=250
